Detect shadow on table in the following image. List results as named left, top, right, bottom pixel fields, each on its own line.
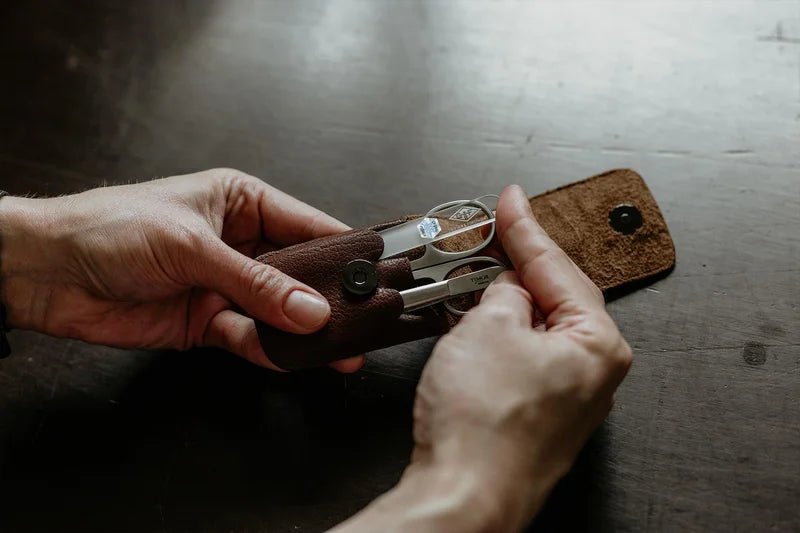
left=529, top=424, right=620, bottom=533
left=1, top=344, right=619, bottom=532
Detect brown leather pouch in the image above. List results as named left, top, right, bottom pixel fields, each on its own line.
left=255, top=168, right=675, bottom=370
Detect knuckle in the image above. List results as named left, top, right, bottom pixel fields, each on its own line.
left=244, top=264, right=288, bottom=301
left=477, top=303, right=516, bottom=326
left=498, top=213, right=533, bottom=239
left=583, top=324, right=633, bottom=375
left=486, top=278, right=528, bottom=301
left=580, top=314, right=621, bottom=355
left=479, top=281, right=505, bottom=300
left=210, top=167, right=245, bottom=181
left=518, top=244, right=559, bottom=281
left=209, top=168, right=259, bottom=195
left=613, top=338, right=634, bottom=371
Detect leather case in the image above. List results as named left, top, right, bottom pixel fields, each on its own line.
left=255, top=168, right=675, bottom=370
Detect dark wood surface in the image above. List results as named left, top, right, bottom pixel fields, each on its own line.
left=1, top=1, right=798, bottom=531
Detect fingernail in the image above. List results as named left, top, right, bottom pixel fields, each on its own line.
left=284, top=290, right=330, bottom=330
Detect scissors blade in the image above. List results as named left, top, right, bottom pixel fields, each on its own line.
left=445, top=265, right=506, bottom=299
left=379, top=217, right=495, bottom=259
left=401, top=265, right=506, bottom=312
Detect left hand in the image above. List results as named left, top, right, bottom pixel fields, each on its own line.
left=0, top=168, right=363, bottom=372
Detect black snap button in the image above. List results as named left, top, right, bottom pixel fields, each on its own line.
left=342, top=259, right=378, bottom=296
left=609, top=204, right=643, bottom=235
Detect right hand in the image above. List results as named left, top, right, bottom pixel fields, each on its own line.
left=410, top=184, right=633, bottom=528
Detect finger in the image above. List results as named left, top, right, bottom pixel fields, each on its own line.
left=204, top=309, right=285, bottom=371
left=193, top=237, right=331, bottom=334
left=329, top=355, right=366, bottom=373
left=470, top=271, right=534, bottom=328
left=496, top=185, right=604, bottom=325
left=205, top=309, right=365, bottom=373
left=250, top=177, right=350, bottom=245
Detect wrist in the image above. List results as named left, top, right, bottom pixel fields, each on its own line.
left=390, top=460, right=514, bottom=532
left=428, top=433, right=562, bottom=531
left=332, top=460, right=503, bottom=533
left=0, top=196, right=61, bottom=331
left=334, top=447, right=557, bottom=533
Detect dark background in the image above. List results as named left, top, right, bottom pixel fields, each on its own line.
left=1, top=1, right=798, bottom=531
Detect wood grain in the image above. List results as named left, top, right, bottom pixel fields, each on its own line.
left=1, top=1, right=798, bottom=531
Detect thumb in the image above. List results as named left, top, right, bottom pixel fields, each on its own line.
left=193, top=239, right=331, bottom=334
left=473, top=271, right=534, bottom=329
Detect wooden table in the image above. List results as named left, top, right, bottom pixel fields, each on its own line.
left=1, top=1, right=798, bottom=531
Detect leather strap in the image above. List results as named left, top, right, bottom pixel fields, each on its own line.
left=428, top=168, right=676, bottom=294
left=255, top=168, right=675, bottom=369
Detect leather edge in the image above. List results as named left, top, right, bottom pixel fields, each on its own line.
left=533, top=168, right=676, bottom=291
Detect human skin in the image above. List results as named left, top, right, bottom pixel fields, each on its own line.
left=0, top=175, right=632, bottom=531
left=332, top=185, right=632, bottom=532
left=0, top=168, right=363, bottom=372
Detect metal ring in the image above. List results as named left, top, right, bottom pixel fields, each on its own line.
left=423, top=196, right=497, bottom=254
left=443, top=256, right=505, bottom=316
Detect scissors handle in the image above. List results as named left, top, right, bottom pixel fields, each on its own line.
left=402, top=265, right=506, bottom=313
left=381, top=195, right=497, bottom=263
left=408, top=196, right=498, bottom=270
left=412, top=255, right=500, bottom=282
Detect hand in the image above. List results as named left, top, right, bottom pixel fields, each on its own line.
left=333, top=185, right=632, bottom=532
left=410, top=184, right=632, bottom=527
left=0, top=168, right=363, bottom=372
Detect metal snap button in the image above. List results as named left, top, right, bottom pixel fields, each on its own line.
left=609, top=204, right=643, bottom=235
left=342, top=259, right=378, bottom=296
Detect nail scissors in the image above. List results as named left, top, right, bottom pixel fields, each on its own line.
left=373, top=195, right=507, bottom=314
